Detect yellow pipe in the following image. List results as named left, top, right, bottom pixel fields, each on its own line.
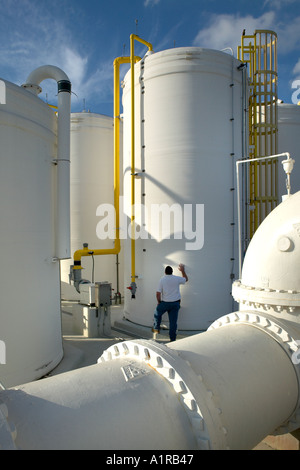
left=130, top=34, right=153, bottom=285
left=73, top=54, right=141, bottom=268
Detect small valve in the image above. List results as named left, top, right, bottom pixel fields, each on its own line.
left=127, top=282, right=137, bottom=298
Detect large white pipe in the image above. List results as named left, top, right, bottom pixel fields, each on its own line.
left=0, top=351, right=197, bottom=450
left=0, top=320, right=299, bottom=450
left=22, top=65, right=72, bottom=259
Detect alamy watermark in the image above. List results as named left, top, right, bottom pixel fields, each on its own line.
left=0, top=80, right=6, bottom=105
left=291, top=80, right=300, bottom=104
left=96, top=198, right=204, bottom=251
left=0, top=340, right=6, bottom=364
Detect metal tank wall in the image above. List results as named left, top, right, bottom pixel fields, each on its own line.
left=122, top=47, right=244, bottom=331
left=278, top=103, right=300, bottom=196
left=0, top=79, right=63, bottom=388
left=60, top=112, right=123, bottom=300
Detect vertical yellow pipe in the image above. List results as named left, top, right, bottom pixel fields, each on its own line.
left=129, top=34, right=153, bottom=290
left=73, top=36, right=153, bottom=293
left=113, top=56, right=140, bottom=254
left=72, top=56, right=141, bottom=266
left=72, top=59, right=124, bottom=265
left=114, top=58, right=122, bottom=253
left=130, top=35, right=136, bottom=285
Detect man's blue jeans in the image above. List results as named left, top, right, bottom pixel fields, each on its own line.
left=154, top=300, right=181, bottom=341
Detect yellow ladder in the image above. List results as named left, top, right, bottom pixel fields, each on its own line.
left=238, top=30, right=278, bottom=238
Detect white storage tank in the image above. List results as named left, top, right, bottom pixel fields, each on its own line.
left=60, top=112, right=123, bottom=300
left=278, top=103, right=300, bottom=196
left=0, top=79, right=63, bottom=387
left=122, top=47, right=244, bottom=331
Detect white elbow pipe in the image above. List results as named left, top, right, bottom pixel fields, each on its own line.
left=22, top=66, right=71, bottom=259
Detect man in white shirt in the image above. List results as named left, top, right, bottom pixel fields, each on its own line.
left=153, top=264, right=188, bottom=342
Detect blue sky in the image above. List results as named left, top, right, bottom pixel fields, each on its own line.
left=1, top=0, right=300, bottom=116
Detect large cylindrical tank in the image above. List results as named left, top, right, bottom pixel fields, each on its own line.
left=0, top=79, right=63, bottom=387
left=278, top=103, right=300, bottom=196
left=61, top=112, right=123, bottom=300
left=122, top=47, right=244, bottom=330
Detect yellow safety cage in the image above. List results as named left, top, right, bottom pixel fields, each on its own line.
left=238, top=30, right=278, bottom=238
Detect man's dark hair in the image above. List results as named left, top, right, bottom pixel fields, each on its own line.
left=165, top=266, right=173, bottom=275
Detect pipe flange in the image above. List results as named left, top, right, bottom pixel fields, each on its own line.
left=209, top=311, right=300, bottom=434
left=232, top=280, right=300, bottom=311
left=0, top=399, right=17, bottom=450
left=98, top=339, right=219, bottom=450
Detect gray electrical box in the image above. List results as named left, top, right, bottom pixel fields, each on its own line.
left=95, top=282, right=111, bottom=308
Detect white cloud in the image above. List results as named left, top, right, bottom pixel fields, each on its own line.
left=144, top=0, right=160, bottom=6
left=79, top=59, right=114, bottom=108
left=192, top=10, right=300, bottom=103
left=193, top=10, right=300, bottom=60
left=277, top=16, right=300, bottom=54
left=62, top=48, right=88, bottom=92
left=0, top=0, right=100, bottom=110
left=193, top=12, right=276, bottom=52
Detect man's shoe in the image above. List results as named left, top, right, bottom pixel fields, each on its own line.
left=152, top=328, right=160, bottom=340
